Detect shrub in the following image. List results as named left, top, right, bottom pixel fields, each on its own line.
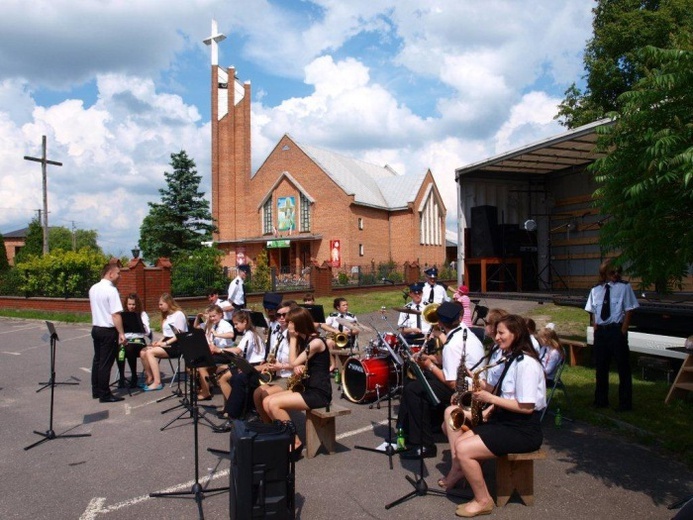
left=172, top=247, right=226, bottom=297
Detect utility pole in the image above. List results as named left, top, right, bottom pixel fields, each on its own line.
left=24, top=136, right=62, bottom=256
left=70, top=221, right=77, bottom=251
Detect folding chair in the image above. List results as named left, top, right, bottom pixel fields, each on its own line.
left=541, top=348, right=573, bottom=422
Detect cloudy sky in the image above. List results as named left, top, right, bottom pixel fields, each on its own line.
left=0, top=0, right=594, bottom=256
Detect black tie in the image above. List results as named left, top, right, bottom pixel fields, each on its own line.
left=600, top=284, right=611, bottom=321
left=415, top=304, right=421, bottom=329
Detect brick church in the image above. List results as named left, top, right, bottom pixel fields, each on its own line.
left=206, top=24, right=447, bottom=276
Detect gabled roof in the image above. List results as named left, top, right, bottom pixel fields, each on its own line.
left=291, top=137, right=425, bottom=211
left=3, top=227, right=29, bottom=238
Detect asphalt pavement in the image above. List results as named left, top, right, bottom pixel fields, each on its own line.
left=0, top=304, right=690, bottom=520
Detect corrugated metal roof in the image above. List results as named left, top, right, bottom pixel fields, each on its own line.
left=294, top=140, right=419, bottom=210
left=455, top=118, right=613, bottom=179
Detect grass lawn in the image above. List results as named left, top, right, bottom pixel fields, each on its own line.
left=3, top=289, right=691, bottom=466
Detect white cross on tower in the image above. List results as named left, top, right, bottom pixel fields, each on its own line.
left=203, top=19, right=226, bottom=66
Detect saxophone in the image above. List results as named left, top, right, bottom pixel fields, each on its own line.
left=287, top=342, right=310, bottom=393
left=448, top=356, right=508, bottom=432
left=259, top=325, right=281, bottom=385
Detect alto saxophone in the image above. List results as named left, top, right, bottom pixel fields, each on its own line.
left=260, top=325, right=281, bottom=385
left=287, top=342, right=310, bottom=393
left=448, top=356, right=508, bottom=432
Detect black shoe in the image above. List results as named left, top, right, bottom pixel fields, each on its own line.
left=129, top=377, right=139, bottom=389
left=400, top=444, right=437, bottom=459
left=99, top=395, right=125, bottom=403
left=92, top=394, right=100, bottom=399
left=213, top=420, right=232, bottom=433
left=117, top=379, right=127, bottom=389
left=615, top=405, right=632, bottom=412
left=216, top=410, right=229, bottom=419
left=289, top=445, right=305, bottom=462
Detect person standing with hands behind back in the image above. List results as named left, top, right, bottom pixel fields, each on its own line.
left=89, top=262, right=126, bottom=403
left=585, top=259, right=639, bottom=411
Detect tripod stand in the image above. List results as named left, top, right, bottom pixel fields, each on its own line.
left=385, top=359, right=445, bottom=509
left=151, top=329, right=228, bottom=520
left=536, top=223, right=570, bottom=291
left=25, top=322, right=91, bottom=451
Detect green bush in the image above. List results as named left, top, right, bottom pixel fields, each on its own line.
left=16, top=248, right=107, bottom=297
left=246, top=249, right=271, bottom=293
left=337, top=272, right=349, bottom=286
left=0, top=268, right=23, bottom=295
left=172, top=247, right=226, bottom=297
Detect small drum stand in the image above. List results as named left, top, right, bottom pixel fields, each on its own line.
left=25, top=322, right=91, bottom=451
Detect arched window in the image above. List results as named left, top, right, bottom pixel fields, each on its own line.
left=420, top=191, right=442, bottom=245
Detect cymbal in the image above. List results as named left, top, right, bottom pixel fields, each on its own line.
left=334, top=317, right=374, bottom=333
left=392, top=306, right=421, bottom=315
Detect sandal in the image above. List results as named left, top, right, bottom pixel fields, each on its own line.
left=197, top=394, right=212, bottom=401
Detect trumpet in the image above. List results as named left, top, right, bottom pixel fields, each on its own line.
left=327, top=331, right=349, bottom=348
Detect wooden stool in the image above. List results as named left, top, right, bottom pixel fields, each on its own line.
left=305, top=404, right=352, bottom=458
left=495, top=449, right=546, bottom=506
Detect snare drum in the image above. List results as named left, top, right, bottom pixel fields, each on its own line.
left=342, top=356, right=399, bottom=403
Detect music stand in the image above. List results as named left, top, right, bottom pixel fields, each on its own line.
left=300, top=304, right=326, bottom=324
left=25, top=322, right=91, bottom=451
left=385, top=352, right=444, bottom=510
left=36, top=320, right=78, bottom=392
left=248, top=311, right=268, bottom=330
left=150, top=328, right=228, bottom=519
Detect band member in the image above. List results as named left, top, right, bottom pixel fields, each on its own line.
left=207, top=286, right=233, bottom=321
left=139, top=293, right=188, bottom=392
left=397, top=301, right=484, bottom=460
left=116, top=293, right=151, bottom=389
left=193, top=304, right=235, bottom=401
left=421, top=266, right=450, bottom=305
left=253, top=301, right=296, bottom=422
left=88, top=263, right=126, bottom=402
left=450, top=314, right=545, bottom=518
left=212, top=310, right=266, bottom=427
left=584, top=259, right=639, bottom=411
left=263, top=306, right=332, bottom=461
left=537, top=324, right=564, bottom=381
left=323, top=297, right=359, bottom=372
left=227, top=264, right=250, bottom=311
left=398, top=282, right=431, bottom=345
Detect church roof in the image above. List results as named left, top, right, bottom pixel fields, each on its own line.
left=292, top=138, right=424, bottom=211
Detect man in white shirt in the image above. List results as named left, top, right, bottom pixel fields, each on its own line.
left=88, top=263, right=126, bottom=402
left=228, top=264, right=250, bottom=311
left=421, top=266, right=450, bottom=305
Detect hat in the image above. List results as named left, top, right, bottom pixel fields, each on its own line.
left=409, top=282, right=424, bottom=293
left=262, top=292, right=282, bottom=310
left=436, top=301, right=463, bottom=324
left=237, top=264, right=251, bottom=273
left=424, top=266, right=438, bottom=278
left=457, top=285, right=469, bottom=294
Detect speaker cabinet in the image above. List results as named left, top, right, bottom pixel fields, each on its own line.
left=229, top=420, right=294, bottom=519
left=470, top=205, right=499, bottom=257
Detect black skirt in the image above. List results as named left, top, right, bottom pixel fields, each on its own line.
left=473, top=408, right=543, bottom=456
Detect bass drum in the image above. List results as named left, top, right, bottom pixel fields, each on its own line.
left=342, top=356, right=399, bottom=403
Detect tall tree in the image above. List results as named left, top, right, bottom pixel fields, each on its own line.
left=557, top=0, right=693, bottom=128
left=139, top=150, right=216, bottom=261
left=590, top=38, right=693, bottom=291
left=0, top=232, right=9, bottom=272
left=14, top=218, right=44, bottom=262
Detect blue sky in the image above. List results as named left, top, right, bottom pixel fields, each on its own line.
left=0, top=0, right=594, bottom=256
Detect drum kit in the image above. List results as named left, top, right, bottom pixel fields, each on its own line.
left=341, top=305, right=431, bottom=406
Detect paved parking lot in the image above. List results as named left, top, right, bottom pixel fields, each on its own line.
left=0, top=312, right=690, bottom=520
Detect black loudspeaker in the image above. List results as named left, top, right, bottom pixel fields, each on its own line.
left=229, top=420, right=294, bottom=519
left=470, top=205, right=498, bottom=257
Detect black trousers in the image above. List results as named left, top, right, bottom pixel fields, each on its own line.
left=91, top=326, right=118, bottom=398
left=223, top=369, right=260, bottom=419
left=594, top=325, right=632, bottom=409
left=397, top=372, right=453, bottom=446
left=115, top=340, right=146, bottom=381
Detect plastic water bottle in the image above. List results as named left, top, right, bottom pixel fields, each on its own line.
left=554, top=408, right=563, bottom=429
left=396, top=428, right=406, bottom=450
left=334, top=370, right=341, bottom=384
left=118, top=345, right=125, bottom=362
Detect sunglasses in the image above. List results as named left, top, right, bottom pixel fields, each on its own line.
left=276, top=312, right=288, bottom=318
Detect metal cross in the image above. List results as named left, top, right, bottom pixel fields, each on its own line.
left=24, top=135, right=62, bottom=256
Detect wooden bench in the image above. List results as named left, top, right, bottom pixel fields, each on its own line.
left=495, top=449, right=546, bottom=506
left=305, top=403, right=352, bottom=459
left=559, top=338, right=587, bottom=367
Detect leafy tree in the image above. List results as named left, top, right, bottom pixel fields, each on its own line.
left=139, top=151, right=216, bottom=261
left=0, top=233, right=9, bottom=272
left=247, top=249, right=271, bottom=293
left=171, top=247, right=226, bottom=297
left=589, top=39, right=693, bottom=291
left=14, top=218, right=43, bottom=262
left=557, top=0, right=693, bottom=128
